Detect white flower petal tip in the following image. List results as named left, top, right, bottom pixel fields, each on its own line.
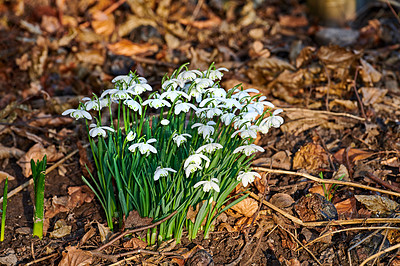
left=237, top=171, right=261, bottom=187
left=89, top=125, right=115, bottom=138
left=233, top=144, right=264, bottom=156
left=154, top=167, right=176, bottom=181
left=62, top=108, right=92, bottom=120
left=161, top=119, right=170, bottom=126
left=194, top=178, right=220, bottom=193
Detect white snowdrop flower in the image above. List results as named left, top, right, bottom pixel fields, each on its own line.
left=161, top=119, right=170, bottom=125
left=177, top=70, right=202, bottom=81
left=154, top=166, right=176, bottom=181
left=142, top=98, right=171, bottom=109
left=219, top=98, right=242, bottom=110
left=196, top=143, right=223, bottom=154
left=231, top=125, right=259, bottom=139
left=205, top=67, right=228, bottom=80
left=185, top=163, right=202, bottom=178
left=126, top=131, right=136, bottom=141
left=160, top=90, right=190, bottom=102
left=205, top=87, right=227, bottom=98
left=128, top=139, right=157, bottom=156
left=194, top=78, right=214, bottom=90
left=233, top=119, right=252, bottom=130
left=199, top=98, right=219, bottom=108
left=137, top=77, right=148, bottom=84
left=259, top=109, right=284, bottom=130
left=184, top=153, right=211, bottom=169
left=162, top=79, right=185, bottom=90
left=194, top=178, right=220, bottom=193
left=174, top=101, right=197, bottom=115
left=124, top=99, right=142, bottom=115
left=241, top=111, right=259, bottom=122
left=62, top=108, right=92, bottom=120
left=237, top=171, right=261, bottom=187
left=191, top=121, right=216, bottom=139
left=246, top=98, right=274, bottom=114
left=100, top=89, right=135, bottom=100
left=221, top=113, right=236, bottom=126
left=112, top=74, right=135, bottom=84
left=82, top=97, right=109, bottom=111
left=196, top=106, right=224, bottom=119
left=129, top=83, right=153, bottom=95
left=88, top=124, right=115, bottom=138
left=233, top=144, right=265, bottom=156
left=173, top=133, right=192, bottom=147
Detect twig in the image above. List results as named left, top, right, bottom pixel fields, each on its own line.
left=96, top=211, right=178, bottom=252
left=248, top=192, right=400, bottom=227
left=252, top=167, right=400, bottom=198
left=351, top=67, right=367, bottom=120
left=26, top=253, right=58, bottom=265
left=282, top=108, right=365, bottom=121
left=297, top=226, right=400, bottom=251
left=323, top=64, right=331, bottom=112
left=0, top=144, right=89, bottom=203
left=278, top=225, right=322, bottom=265
left=365, top=172, right=400, bottom=193
left=91, top=249, right=183, bottom=263
left=385, top=0, right=400, bottom=25
left=359, top=242, right=400, bottom=266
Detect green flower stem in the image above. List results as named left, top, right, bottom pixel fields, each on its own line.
left=1, top=178, right=8, bottom=241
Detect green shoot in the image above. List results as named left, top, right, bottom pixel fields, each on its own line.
left=0, top=178, right=8, bottom=241
left=31, top=155, right=47, bottom=239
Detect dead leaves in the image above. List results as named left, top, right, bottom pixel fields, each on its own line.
left=17, top=143, right=64, bottom=177
left=0, top=171, right=16, bottom=183
left=292, top=143, right=329, bottom=173
left=355, top=195, right=399, bottom=215
left=59, top=246, right=93, bottom=266
left=125, top=210, right=153, bottom=229
left=231, top=197, right=259, bottom=218
left=107, top=39, right=158, bottom=57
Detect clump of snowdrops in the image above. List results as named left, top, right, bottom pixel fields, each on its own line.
left=62, top=63, right=284, bottom=244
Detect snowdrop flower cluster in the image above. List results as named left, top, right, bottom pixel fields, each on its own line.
left=61, top=63, right=284, bottom=244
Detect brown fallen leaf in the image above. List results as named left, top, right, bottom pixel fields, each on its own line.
left=355, top=195, right=399, bottom=215
left=80, top=226, right=96, bottom=246
left=0, top=144, right=24, bottom=160
left=67, top=186, right=95, bottom=209
left=0, top=171, right=16, bottom=183
left=335, top=197, right=357, bottom=219
left=97, top=222, right=111, bottom=242
left=49, top=219, right=71, bottom=238
left=107, top=39, right=158, bottom=57
left=231, top=197, right=259, bottom=218
left=292, top=143, right=329, bottom=173
left=45, top=196, right=70, bottom=219
left=360, top=58, right=382, bottom=84
left=59, top=246, right=93, bottom=266
left=269, top=193, right=294, bottom=209
left=91, top=10, right=115, bottom=36
left=15, top=53, right=31, bottom=71
left=17, top=143, right=64, bottom=177
left=123, top=237, right=147, bottom=249
left=29, top=112, right=73, bottom=127
left=328, top=99, right=358, bottom=110
left=125, top=210, right=154, bottom=229
left=333, top=148, right=374, bottom=165
left=381, top=157, right=400, bottom=167
left=361, top=87, right=388, bottom=106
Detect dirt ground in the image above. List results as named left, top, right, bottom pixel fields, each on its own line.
left=0, top=0, right=400, bottom=265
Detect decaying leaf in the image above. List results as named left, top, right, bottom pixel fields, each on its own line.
left=355, top=195, right=399, bottom=215
left=107, top=39, right=158, bottom=56
left=80, top=227, right=96, bottom=246
left=335, top=197, right=357, bottom=219
left=67, top=186, right=95, bottom=209
left=45, top=196, right=70, bottom=219
left=49, top=219, right=71, bottom=238
left=29, top=113, right=73, bottom=127
left=91, top=11, right=115, bottom=36
left=125, top=210, right=153, bottom=229
left=360, top=58, right=382, bottom=83
left=279, top=15, right=308, bottom=27
left=97, top=222, right=111, bottom=242
left=59, top=246, right=93, bottom=266
left=328, top=99, right=358, bottom=110
left=0, top=144, right=24, bottom=160
left=361, top=87, right=388, bottom=106
left=292, top=143, right=329, bottom=173
left=334, top=148, right=374, bottom=165
left=123, top=237, right=147, bottom=249
left=231, top=197, right=259, bottom=218
left=252, top=57, right=296, bottom=72
left=0, top=171, right=15, bottom=183
left=269, top=193, right=294, bottom=209
left=17, top=143, right=64, bottom=177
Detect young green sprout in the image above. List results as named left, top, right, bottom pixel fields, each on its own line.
left=31, top=155, right=47, bottom=239
left=0, top=178, right=8, bottom=242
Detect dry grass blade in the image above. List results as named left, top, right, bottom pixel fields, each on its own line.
left=359, top=242, right=400, bottom=266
